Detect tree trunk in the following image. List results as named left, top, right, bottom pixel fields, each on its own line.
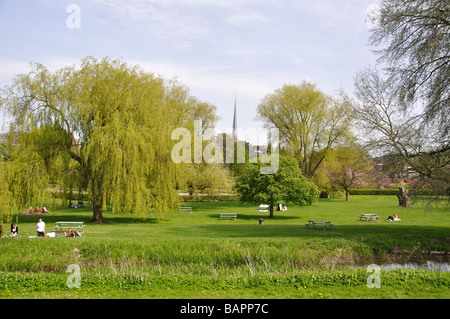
left=397, top=186, right=411, bottom=207
left=268, top=205, right=274, bottom=218
left=345, top=189, right=350, bottom=201
left=92, top=201, right=105, bottom=223
left=91, top=176, right=107, bottom=223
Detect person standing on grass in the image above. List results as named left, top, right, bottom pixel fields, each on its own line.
left=36, top=218, right=45, bottom=237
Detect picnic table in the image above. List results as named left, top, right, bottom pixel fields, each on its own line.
left=220, top=213, right=237, bottom=220
left=178, top=206, right=192, bottom=213
left=305, top=220, right=333, bottom=230
left=53, top=221, right=85, bottom=233
left=256, top=204, right=269, bottom=212
left=358, top=214, right=379, bottom=221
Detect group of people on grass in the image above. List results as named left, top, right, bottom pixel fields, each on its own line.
left=276, top=203, right=288, bottom=211
left=258, top=203, right=288, bottom=212
left=36, top=218, right=83, bottom=237
left=1, top=218, right=83, bottom=238
left=22, top=206, right=51, bottom=215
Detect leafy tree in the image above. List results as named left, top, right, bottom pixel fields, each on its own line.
left=327, top=144, right=371, bottom=202
left=235, top=156, right=319, bottom=218
left=0, top=141, right=11, bottom=161
left=186, top=162, right=234, bottom=196
left=257, top=82, right=351, bottom=178
left=312, top=145, right=373, bottom=200
left=1, top=57, right=215, bottom=222
left=164, top=79, right=219, bottom=136
left=6, top=147, right=50, bottom=209
left=0, top=162, right=16, bottom=235
left=309, top=148, right=336, bottom=198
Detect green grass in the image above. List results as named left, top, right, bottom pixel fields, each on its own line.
left=0, top=196, right=448, bottom=299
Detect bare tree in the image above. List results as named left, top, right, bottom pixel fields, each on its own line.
left=345, top=67, right=449, bottom=206
left=369, top=0, right=450, bottom=135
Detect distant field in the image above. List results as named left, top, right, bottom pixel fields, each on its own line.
left=0, top=196, right=448, bottom=299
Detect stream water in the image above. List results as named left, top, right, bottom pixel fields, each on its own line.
left=375, top=260, right=450, bottom=272
left=350, top=256, right=449, bottom=272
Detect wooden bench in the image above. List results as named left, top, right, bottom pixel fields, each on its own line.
left=220, top=213, right=237, bottom=220
left=178, top=206, right=192, bottom=213
left=305, top=220, right=333, bottom=230
left=53, top=221, right=85, bottom=233
left=358, top=214, right=379, bottom=221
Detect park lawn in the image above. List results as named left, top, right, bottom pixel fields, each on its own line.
left=0, top=195, right=448, bottom=299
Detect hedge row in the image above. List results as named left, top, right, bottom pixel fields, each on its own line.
left=349, top=188, right=400, bottom=196
left=349, top=188, right=447, bottom=196
left=179, top=194, right=240, bottom=202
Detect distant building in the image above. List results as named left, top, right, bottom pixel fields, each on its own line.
left=232, top=95, right=238, bottom=142
left=373, top=156, right=420, bottom=181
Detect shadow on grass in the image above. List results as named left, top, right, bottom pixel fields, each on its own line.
left=184, top=202, right=254, bottom=211
left=182, top=223, right=450, bottom=242
left=207, top=213, right=298, bottom=221
left=16, top=209, right=159, bottom=225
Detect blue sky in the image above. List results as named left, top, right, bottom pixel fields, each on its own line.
left=0, top=0, right=381, bottom=144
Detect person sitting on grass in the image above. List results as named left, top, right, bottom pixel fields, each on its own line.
left=10, top=223, right=18, bottom=237
left=1, top=224, right=20, bottom=238
left=65, top=228, right=83, bottom=237
left=387, top=214, right=401, bottom=221
left=44, top=232, right=58, bottom=237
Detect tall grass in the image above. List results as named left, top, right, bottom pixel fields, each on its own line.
left=0, top=238, right=370, bottom=275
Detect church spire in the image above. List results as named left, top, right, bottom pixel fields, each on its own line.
left=232, top=95, right=238, bottom=141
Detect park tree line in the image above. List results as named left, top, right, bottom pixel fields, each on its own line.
left=0, top=0, right=448, bottom=224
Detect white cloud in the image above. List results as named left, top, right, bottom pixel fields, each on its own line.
left=128, top=58, right=275, bottom=100
left=86, top=0, right=211, bottom=50
left=226, top=12, right=269, bottom=25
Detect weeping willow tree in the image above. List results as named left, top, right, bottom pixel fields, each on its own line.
left=1, top=57, right=213, bottom=222
left=0, top=162, right=17, bottom=236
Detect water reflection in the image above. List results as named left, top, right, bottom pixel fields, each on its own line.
left=353, top=259, right=449, bottom=272
left=378, top=261, right=449, bottom=272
